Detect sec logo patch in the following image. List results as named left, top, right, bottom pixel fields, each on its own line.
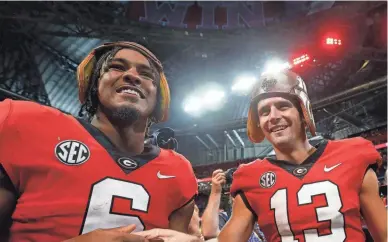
left=260, top=171, right=276, bottom=188
left=55, top=140, right=90, bottom=165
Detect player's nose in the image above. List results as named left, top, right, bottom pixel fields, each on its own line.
left=268, top=106, right=282, bottom=124
left=122, top=67, right=142, bottom=86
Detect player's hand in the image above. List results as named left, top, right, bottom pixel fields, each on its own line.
left=63, top=225, right=148, bottom=242
left=134, top=229, right=203, bottom=242
left=211, top=169, right=226, bottom=194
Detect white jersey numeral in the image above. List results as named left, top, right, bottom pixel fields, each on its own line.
left=270, top=181, right=345, bottom=242
left=80, top=178, right=150, bottom=234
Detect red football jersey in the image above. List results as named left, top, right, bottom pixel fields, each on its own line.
left=231, top=138, right=381, bottom=242
left=0, top=99, right=198, bottom=241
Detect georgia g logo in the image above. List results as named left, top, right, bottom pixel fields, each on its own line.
left=117, top=157, right=138, bottom=170
left=293, top=167, right=308, bottom=176
left=55, top=140, right=90, bottom=165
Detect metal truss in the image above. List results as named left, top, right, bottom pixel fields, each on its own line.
left=0, top=1, right=385, bottom=137
left=307, top=60, right=348, bottom=100
left=0, top=18, right=50, bottom=104
left=315, top=88, right=387, bottom=139
left=0, top=2, right=381, bottom=50
left=0, top=2, right=225, bottom=45
left=351, top=47, right=387, bottom=62
left=0, top=1, right=383, bottom=81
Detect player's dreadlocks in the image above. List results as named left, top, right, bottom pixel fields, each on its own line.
left=78, top=47, right=119, bottom=120
left=78, top=46, right=162, bottom=132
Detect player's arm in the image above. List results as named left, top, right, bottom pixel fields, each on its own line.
left=360, top=168, right=387, bottom=242
left=0, top=100, right=17, bottom=232
left=201, top=192, right=222, bottom=239
left=0, top=165, right=17, bottom=236
left=201, top=169, right=225, bottom=239
left=169, top=199, right=195, bottom=233
left=217, top=193, right=255, bottom=242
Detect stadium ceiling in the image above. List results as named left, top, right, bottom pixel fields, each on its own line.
left=0, top=1, right=386, bottom=143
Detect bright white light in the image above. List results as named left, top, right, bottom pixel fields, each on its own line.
left=203, top=90, right=225, bottom=103
left=183, top=96, right=202, bottom=114
left=183, top=88, right=226, bottom=115
left=203, top=90, right=225, bottom=111
left=231, top=75, right=257, bottom=94
left=261, top=60, right=291, bottom=76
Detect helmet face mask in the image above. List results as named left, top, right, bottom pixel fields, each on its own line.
left=247, top=70, right=316, bottom=143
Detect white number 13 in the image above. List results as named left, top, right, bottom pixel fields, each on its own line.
left=270, top=181, right=346, bottom=242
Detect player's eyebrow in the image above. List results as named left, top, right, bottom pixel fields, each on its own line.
left=276, top=100, right=293, bottom=107
left=110, top=58, right=152, bottom=71
left=110, top=58, right=129, bottom=67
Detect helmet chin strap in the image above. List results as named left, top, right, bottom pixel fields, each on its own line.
left=307, top=146, right=317, bottom=156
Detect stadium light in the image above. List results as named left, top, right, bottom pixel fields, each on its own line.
left=321, top=31, right=344, bottom=51
left=261, top=60, right=291, bottom=76
left=183, top=88, right=226, bottom=116
left=183, top=96, right=202, bottom=115
left=325, top=37, right=342, bottom=46
left=292, top=54, right=310, bottom=66
left=202, top=90, right=225, bottom=111
left=231, top=75, right=257, bottom=94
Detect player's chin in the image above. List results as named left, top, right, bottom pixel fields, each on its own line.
left=269, top=134, right=293, bottom=146
left=116, top=103, right=145, bottom=115
left=118, top=101, right=154, bottom=116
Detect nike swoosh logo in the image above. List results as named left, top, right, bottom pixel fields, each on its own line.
left=157, top=171, right=176, bottom=179
left=324, top=163, right=342, bottom=172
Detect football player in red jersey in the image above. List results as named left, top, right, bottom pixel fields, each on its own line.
left=135, top=70, right=387, bottom=242
left=217, top=70, right=387, bottom=242
left=0, top=42, right=197, bottom=242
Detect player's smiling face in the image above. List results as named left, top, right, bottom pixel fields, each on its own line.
left=97, top=48, right=158, bottom=120
left=257, top=96, right=305, bottom=147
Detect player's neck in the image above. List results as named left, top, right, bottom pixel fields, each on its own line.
left=273, top=139, right=314, bottom=165
left=91, top=113, right=147, bottom=155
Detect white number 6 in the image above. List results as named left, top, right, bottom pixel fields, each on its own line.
left=80, top=178, right=150, bottom=234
